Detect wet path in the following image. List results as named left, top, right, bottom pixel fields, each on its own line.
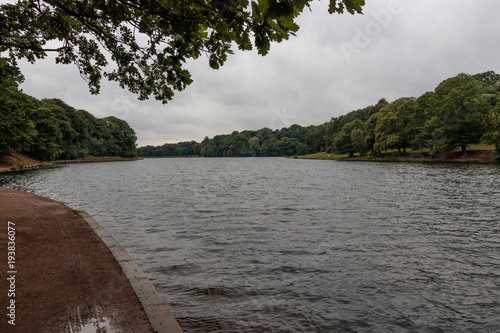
left=0, top=187, right=181, bottom=333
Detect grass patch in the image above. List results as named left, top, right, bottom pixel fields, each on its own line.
left=10, top=163, right=24, bottom=171
left=296, top=152, right=353, bottom=159
left=463, top=143, right=494, bottom=150
left=296, top=144, right=496, bottom=161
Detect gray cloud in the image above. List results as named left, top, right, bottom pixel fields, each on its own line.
left=15, top=0, right=500, bottom=146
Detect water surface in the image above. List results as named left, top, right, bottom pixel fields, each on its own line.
left=1, top=158, right=499, bottom=332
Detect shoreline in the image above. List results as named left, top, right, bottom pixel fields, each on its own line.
left=53, top=156, right=142, bottom=164
left=0, top=153, right=141, bottom=173
left=0, top=187, right=182, bottom=332
left=291, top=149, right=495, bottom=164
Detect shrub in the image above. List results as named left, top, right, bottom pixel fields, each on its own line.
left=491, top=149, right=500, bottom=163
left=10, top=164, right=24, bottom=171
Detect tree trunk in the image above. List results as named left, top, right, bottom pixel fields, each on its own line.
left=461, top=145, right=468, bottom=157
left=397, top=147, right=402, bottom=157
left=403, top=146, right=407, bottom=156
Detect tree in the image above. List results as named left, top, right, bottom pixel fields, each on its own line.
left=29, top=107, right=64, bottom=160
left=473, top=71, right=500, bottom=87
left=1, top=0, right=365, bottom=103
left=0, top=58, right=37, bottom=153
left=304, top=124, right=326, bottom=153
left=325, top=102, right=380, bottom=153
left=422, top=74, right=490, bottom=155
left=99, top=116, right=138, bottom=157
left=374, top=97, right=417, bottom=156
left=248, top=136, right=261, bottom=156
left=481, top=91, right=500, bottom=162
left=331, top=118, right=364, bottom=156
left=350, top=128, right=365, bottom=156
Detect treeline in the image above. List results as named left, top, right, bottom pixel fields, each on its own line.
left=139, top=71, right=500, bottom=161
left=139, top=124, right=328, bottom=157
left=0, top=58, right=137, bottom=160
left=324, top=72, right=500, bottom=161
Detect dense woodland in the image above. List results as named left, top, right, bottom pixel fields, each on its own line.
left=0, top=58, right=138, bottom=160
left=139, top=71, right=500, bottom=162
left=139, top=124, right=327, bottom=157
left=2, top=53, right=499, bottom=163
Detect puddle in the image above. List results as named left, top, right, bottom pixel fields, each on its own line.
left=69, top=316, right=113, bottom=333
left=67, top=304, right=117, bottom=333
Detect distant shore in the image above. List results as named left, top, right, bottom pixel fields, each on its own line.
left=53, top=156, right=142, bottom=164
left=0, top=153, right=141, bottom=173
left=291, top=149, right=495, bottom=164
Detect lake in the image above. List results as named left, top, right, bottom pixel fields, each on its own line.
left=1, top=158, right=499, bottom=332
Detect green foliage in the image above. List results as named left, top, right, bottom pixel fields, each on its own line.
left=138, top=123, right=324, bottom=157
left=0, top=58, right=37, bottom=153
left=1, top=0, right=365, bottom=103
left=10, top=163, right=24, bottom=171
left=140, top=70, right=498, bottom=160
left=0, top=61, right=137, bottom=160
left=331, top=118, right=364, bottom=156
left=422, top=74, right=489, bottom=154
left=481, top=90, right=500, bottom=152
left=491, top=149, right=500, bottom=163
left=472, top=71, right=500, bottom=88
left=325, top=101, right=382, bottom=153
left=323, top=72, right=498, bottom=159
left=29, top=107, right=64, bottom=161
left=374, top=97, right=416, bottom=156
left=350, top=128, right=365, bottom=156
left=38, top=162, right=52, bottom=168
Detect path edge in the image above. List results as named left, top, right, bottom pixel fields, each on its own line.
left=80, top=211, right=183, bottom=333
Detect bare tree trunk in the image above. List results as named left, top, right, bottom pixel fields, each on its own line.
left=461, top=145, right=468, bottom=157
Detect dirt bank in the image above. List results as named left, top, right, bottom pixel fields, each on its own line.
left=53, top=156, right=141, bottom=163
left=0, top=153, right=46, bottom=172
left=0, top=153, right=141, bottom=173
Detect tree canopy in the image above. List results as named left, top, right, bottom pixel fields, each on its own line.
left=0, top=0, right=365, bottom=103
left=139, top=71, right=500, bottom=161
left=323, top=72, right=500, bottom=159
left=138, top=123, right=327, bottom=157
left=0, top=59, right=137, bottom=160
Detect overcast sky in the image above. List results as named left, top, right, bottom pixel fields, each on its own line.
left=16, top=0, right=500, bottom=147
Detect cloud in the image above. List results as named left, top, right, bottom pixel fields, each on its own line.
left=15, top=0, right=500, bottom=146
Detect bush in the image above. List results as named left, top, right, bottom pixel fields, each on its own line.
left=10, top=164, right=24, bottom=171
left=492, top=149, right=500, bottom=163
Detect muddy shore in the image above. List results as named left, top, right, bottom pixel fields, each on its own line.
left=0, top=153, right=140, bottom=173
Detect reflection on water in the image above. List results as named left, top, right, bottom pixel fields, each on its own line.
left=2, top=158, right=500, bottom=332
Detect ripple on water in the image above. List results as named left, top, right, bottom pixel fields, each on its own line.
left=1, top=159, right=500, bottom=332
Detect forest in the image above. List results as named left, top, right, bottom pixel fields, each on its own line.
left=0, top=58, right=138, bottom=161
left=139, top=71, right=500, bottom=162
left=138, top=124, right=327, bottom=158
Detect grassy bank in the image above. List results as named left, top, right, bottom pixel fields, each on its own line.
left=292, top=145, right=496, bottom=164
